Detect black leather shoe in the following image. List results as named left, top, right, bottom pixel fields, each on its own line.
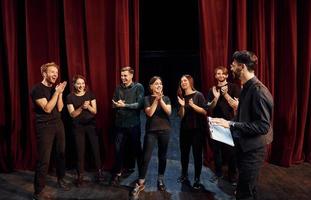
left=157, top=179, right=166, bottom=191
left=58, top=178, right=71, bottom=191
left=110, top=174, right=121, bottom=186
left=32, top=192, right=51, bottom=200
left=177, top=175, right=190, bottom=185
left=193, top=178, right=202, bottom=190
left=96, top=169, right=105, bottom=183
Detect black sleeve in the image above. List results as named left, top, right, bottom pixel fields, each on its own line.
left=164, top=96, right=171, bottom=105
left=66, top=94, right=73, bottom=105
left=231, top=84, right=241, bottom=98
left=126, top=83, right=145, bottom=109
left=206, top=89, right=214, bottom=102
left=196, top=92, right=208, bottom=111
left=234, top=87, right=273, bottom=136
left=88, top=91, right=96, bottom=101
left=31, top=85, right=45, bottom=101
left=112, top=87, right=120, bottom=108
left=144, top=96, right=151, bottom=109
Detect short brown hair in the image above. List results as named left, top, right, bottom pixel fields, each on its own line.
left=40, top=62, right=59, bottom=75
left=121, top=66, right=134, bottom=74
left=214, top=66, right=228, bottom=75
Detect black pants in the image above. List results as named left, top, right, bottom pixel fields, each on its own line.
left=73, top=124, right=101, bottom=173
left=236, top=143, right=265, bottom=200
left=212, top=140, right=237, bottom=178
left=139, top=130, right=170, bottom=179
left=34, top=121, right=66, bottom=194
left=113, top=125, right=142, bottom=175
left=179, top=129, right=204, bottom=180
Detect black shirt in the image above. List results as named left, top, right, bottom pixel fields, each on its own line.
left=144, top=95, right=171, bottom=131
left=30, top=83, right=61, bottom=125
left=230, top=76, right=274, bottom=152
left=180, top=91, right=208, bottom=130
left=112, top=82, right=144, bottom=128
left=66, top=91, right=96, bottom=126
left=207, top=82, right=241, bottom=120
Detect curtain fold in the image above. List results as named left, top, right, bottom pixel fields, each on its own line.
left=0, top=0, right=139, bottom=171
left=0, top=0, right=310, bottom=171
left=299, top=0, right=311, bottom=163
left=199, top=0, right=311, bottom=166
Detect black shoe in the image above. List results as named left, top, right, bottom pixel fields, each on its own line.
left=210, top=174, right=223, bottom=184
left=110, top=174, right=121, bottom=186
left=74, top=175, right=89, bottom=187
left=229, top=173, right=238, bottom=187
left=122, top=168, right=135, bottom=177
left=157, top=179, right=166, bottom=191
left=96, top=169, right=105, bottom=182
left=32, top=192, right=51, bottom=200
left=177, top=175, right=190, bottom=184
left=231, top=181, right=237, bottom=187
left=131, top=183, right=145, bottom=197
left=193, top=179, right=202, bottom=190
left=57, top=178, right=71, bottom=191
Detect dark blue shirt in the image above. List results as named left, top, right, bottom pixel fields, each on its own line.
left=113, top=82, right=144, bottom=128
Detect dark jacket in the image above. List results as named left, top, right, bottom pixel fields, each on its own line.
left=230, top=76, right=273, bottom=152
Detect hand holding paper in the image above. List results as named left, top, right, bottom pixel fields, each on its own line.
left=208, top=117, right=234, bottom=146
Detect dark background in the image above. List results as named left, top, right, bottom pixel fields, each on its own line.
left=139, top=0, right=201, bottom=103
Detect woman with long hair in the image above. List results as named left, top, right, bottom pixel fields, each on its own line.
left=131, top=76, right=172, bottom=196
left=177, top=74, right=208, bottom=190
left=66, top=74, right=104, bottom=187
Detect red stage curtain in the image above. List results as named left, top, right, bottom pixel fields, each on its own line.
left=199, top=0, right=311, bottom=166
left=0, top=0, right=139, bottom=172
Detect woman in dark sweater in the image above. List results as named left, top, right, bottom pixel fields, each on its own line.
left=177, top=74, right=208, bottom=190
left=131, top=76, right=172, bottom=196
left=66, top=74, right=104, bottom=186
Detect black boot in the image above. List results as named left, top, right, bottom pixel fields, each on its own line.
left=75, top=173, right=85, bottom=187
left=57, top=178, right=71, bottom=191
left=96, top=168, right=105, bottom=182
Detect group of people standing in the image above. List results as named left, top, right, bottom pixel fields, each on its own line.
left=30, top=50, right=273, bottom=200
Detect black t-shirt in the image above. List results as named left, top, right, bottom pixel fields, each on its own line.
left=144, top=95, right=171, bottom=131
left=207, top=82, right=240, bottom=120
left=180, top=91, right=208, bottom=130
left=30, top=83, right=61, bottom=125
left=66, top=91, right=96, bottom=126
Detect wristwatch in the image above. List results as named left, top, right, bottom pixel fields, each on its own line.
left=229, top=121, right=236, bottom=128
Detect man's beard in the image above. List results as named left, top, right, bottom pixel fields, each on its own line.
left=232, top=70, right=241, bottom=79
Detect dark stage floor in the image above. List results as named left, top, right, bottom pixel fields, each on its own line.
left=1, top=112, right=310, bottom=199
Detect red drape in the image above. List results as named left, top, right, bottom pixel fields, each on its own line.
left=0, top=0, right=139, bottom=172
left=199, top=0, right=311, bottom=166
left=1, top=0, right=310, bottom=172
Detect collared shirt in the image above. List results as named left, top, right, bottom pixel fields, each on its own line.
left=113, top=82, right=144, bottom=128
left=230, top=76, right=273, bottom=152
